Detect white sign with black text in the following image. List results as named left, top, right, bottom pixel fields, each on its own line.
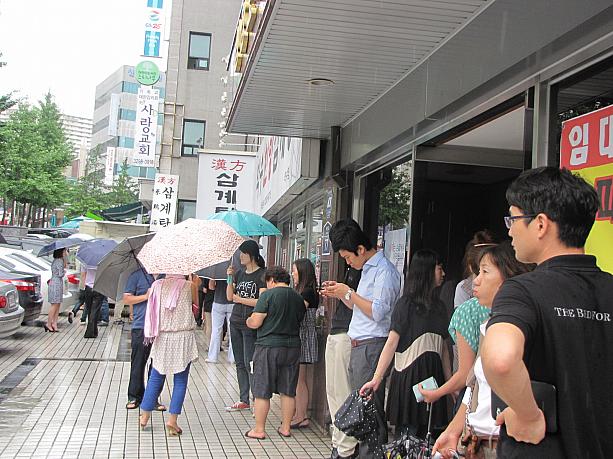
left=196, top=151, right=256, bottom=218
left=131, top=87, right=158, bottom=168
left=104, top=147, right=116, bottom=186
left=150, top=173, right=179, bottom=231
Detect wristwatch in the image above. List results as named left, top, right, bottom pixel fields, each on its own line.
left=344, top=288, right=354, bottom=302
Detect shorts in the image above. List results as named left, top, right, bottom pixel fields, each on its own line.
left=252, top=345, right=300, bottom=399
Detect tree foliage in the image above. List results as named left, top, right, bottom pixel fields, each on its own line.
left=379, top=167, right=412, bottom=229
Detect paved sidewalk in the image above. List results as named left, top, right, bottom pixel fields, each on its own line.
left=0, top=318, right=331, bottom=458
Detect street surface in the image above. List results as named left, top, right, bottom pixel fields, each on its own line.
left=0, top=319, right=330, bottom=458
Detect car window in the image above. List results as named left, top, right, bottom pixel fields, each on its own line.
left=7, top=253, right=48, bottom=271
left=0, top=257, right=17, bottom=270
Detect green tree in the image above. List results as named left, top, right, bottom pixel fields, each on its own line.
left=379, top=167, right=411, bottom=229
left=107, top=159, right=139, bottom=206
left=65, top=146, right=110, bottom=218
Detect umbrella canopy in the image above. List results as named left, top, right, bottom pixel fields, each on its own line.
left=38, top=235, right=90, bottom=257
left=76, top=239, right=118, bottom=267
left=196, top=249, right=242, bottom=281
left=137, top=219, right=245, bottom=275
left=93, top=233, right=154, bottom=302
left=206, top=210, right=281, bottom=237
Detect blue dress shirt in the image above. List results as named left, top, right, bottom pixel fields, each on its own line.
left=347, top=250, right=402, bottom=340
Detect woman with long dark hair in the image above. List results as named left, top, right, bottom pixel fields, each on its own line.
left=46, top=248, right=67, bottom=332
left=361, top=249, right=451, bottom=437
left=225, top=240, right=267, bottom=412
left=290, top=257, right=319, bottom=429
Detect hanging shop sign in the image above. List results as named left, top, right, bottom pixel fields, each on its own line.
left=560, top=104, right=613, bottom=274
left=104, top=147, right=116, bottom=186
left=196, top=150, right=256, bottom=218
left=150, top=173, right=179, bottom=231
left=131, top=87, right=159, bottom=168
left=232, top=0, right=262, bottom=73
left=143, top=0, right=165, bottom=58
left=254, top=136, right=320, bottom=216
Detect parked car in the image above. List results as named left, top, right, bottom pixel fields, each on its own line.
left=27, top=228, right=76, bottom=238
left=0, top=282, right=24, bottom=338
left=0, top=269, right=43, bottom=323
left=0, top=247, right=74, bottom=314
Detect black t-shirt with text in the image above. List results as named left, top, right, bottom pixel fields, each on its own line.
left=253, top=286, right=306, bottom=347
left=488, top=255, right=613, bottom=459
left=230, top=268, right=266, bottom=328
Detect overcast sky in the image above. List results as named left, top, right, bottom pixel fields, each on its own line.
left=0, top=0, right=162, bottom=119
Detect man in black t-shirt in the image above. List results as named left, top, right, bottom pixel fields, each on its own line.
left=244, top=266, right=305, bottom=440
left=481, top=167, right=612, bottom=459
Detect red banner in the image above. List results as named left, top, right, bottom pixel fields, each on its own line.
left=560, top=104, right=613, bottom=170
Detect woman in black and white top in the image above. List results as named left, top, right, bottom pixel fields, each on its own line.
left=290, top=258, right=319, bottom=429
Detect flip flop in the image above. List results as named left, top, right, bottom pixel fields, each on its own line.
left=155, top=403, right=167, bottom=412
left=290, top=418, right=310, bottom=429
left=277, top=427, right=291, bottom=438
left=244, top=430, right=266, bottom=440
left=126, top=400, right=139, bottom=410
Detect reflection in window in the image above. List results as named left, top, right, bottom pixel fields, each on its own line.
left=182, top=120, right=205, bottom=156
left=188, top=33, right=211, bottom=70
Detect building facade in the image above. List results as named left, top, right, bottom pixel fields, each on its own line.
left=227, top=0, right=613, bottom=430
left=160, top=0, right=245, bottom=221
left=60, top=114, right=92, bottom=180
left=91, top=65, right=165, bottom=184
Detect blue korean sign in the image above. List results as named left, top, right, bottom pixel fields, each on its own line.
left=147, top=0, right=163, bottom=7
left=144, top=31, right=161, bottom=57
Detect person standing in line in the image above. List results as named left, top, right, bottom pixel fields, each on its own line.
left=225, top=240, right=267, bottom=412
left=83, top=265, right=105, bottom=339
left=45, top=248, right=67, bottom=332
left=244, top=266, right=306, bottom=440
left=325, top=266, right=361, bottom=459
left=205, top=278, right=234, bottom=363
left=481, top=167, right=613, bottom=458
left=289, top=258, right=319, bottom=429
left=139, top=273, right=199, bottom=436
left=323, top=219, right=402, bottom=459
left=124, top=267, right=165, bottom=412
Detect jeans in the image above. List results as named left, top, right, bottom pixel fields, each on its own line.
left=100, top=298, right=109, bottom=323
left=127, top=328, right=152, bottom=403
left=230, top=323, right=256, bottom=404
left=84, top=287, right=104, bottom=338
left=141, top=364, right=191, bottom=415
left=208, top=302, right=234, bottom=362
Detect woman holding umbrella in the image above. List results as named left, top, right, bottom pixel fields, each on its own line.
left=139, top=273, right=200, bottom=436
left=45, top=248, right=67, bottom=332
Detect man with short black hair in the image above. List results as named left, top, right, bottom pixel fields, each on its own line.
left=482, top=167, right=613, bottom=458
left=244, top=266, right=306, bottom=440
left=324, top=219, right=401, bottom=459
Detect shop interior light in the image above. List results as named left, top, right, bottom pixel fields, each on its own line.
left=307, top=78, right=335, bottom=87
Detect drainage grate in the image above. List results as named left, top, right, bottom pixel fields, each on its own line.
left=0, top=358, right=41, bottom=402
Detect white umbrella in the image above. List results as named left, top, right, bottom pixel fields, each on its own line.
left=137, top=219, right=246, bottom=275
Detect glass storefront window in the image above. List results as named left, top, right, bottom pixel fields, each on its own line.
left=309, top=201, right=324, bottom=266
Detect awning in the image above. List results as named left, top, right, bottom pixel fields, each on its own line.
left=228, top=0, right=490, bottom=139
left=99, top=202, right=144, bottom=222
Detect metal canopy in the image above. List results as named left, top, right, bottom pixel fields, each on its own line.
left=228, top=0, right=490, bottom=139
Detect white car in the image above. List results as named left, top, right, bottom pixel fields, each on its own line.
left=0, top=247, right=74, bottom=314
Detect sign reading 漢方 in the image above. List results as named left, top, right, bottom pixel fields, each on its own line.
left=150, top=173, right=179, bottom=231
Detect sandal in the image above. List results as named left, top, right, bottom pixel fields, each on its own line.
left=126, top=400, right=139, bottom=410
left=277, top=427, right=291, bottom=438
left=166, top=424, right=183, bottom=436
left=290, top=418, right=310, bottom=429
left=244, top=429, right=266, bottom=440
left=155, top=403, right=167, bottom=412
left=139, top=414, right=149, bottom=430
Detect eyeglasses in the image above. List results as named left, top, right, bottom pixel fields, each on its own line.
left=504, top=214, right=537, bottom=229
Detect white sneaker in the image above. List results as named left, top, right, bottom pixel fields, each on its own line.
left=204, top=358, right=218, bottom=364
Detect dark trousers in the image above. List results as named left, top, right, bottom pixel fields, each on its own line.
left=127, top=328, right=152, bottom=403
left=349, top=339, right=388, bottom=459
left=230, top=323, right=257, bottom=404
left=84, top=287, right=104, bottom=338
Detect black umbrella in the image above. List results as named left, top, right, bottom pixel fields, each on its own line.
left=93, top=234, right=154, bottom=302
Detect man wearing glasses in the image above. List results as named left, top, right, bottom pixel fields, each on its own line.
left=481, top=167, right=613, bottom=458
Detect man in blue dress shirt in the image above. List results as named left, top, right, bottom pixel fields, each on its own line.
left=324, top=219, right=401, bottom=459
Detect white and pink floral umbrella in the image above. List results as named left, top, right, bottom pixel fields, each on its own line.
left=137, top=218, right=246, bottom=275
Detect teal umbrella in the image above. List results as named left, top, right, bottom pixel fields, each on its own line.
left=206, top=210, right=281, bottom=237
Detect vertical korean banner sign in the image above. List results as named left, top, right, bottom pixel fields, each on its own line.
left=150, top=174, right=179, bottom=232
left=196, top=152, right=256, bottom=218
left=104, top=147, right=116, bottom=186
left=132, top=87, right=158, bottom=168
left=560, top=104, right=613, bottom=274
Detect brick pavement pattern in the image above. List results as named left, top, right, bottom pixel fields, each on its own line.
left=0, top=319, right=331, bottom=458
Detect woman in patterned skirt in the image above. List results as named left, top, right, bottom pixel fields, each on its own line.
left=290, top=258, right=319, bottom=429
left=139, top=273, right=199, bottom=436
left=46, top=248, right=67, bottom=332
